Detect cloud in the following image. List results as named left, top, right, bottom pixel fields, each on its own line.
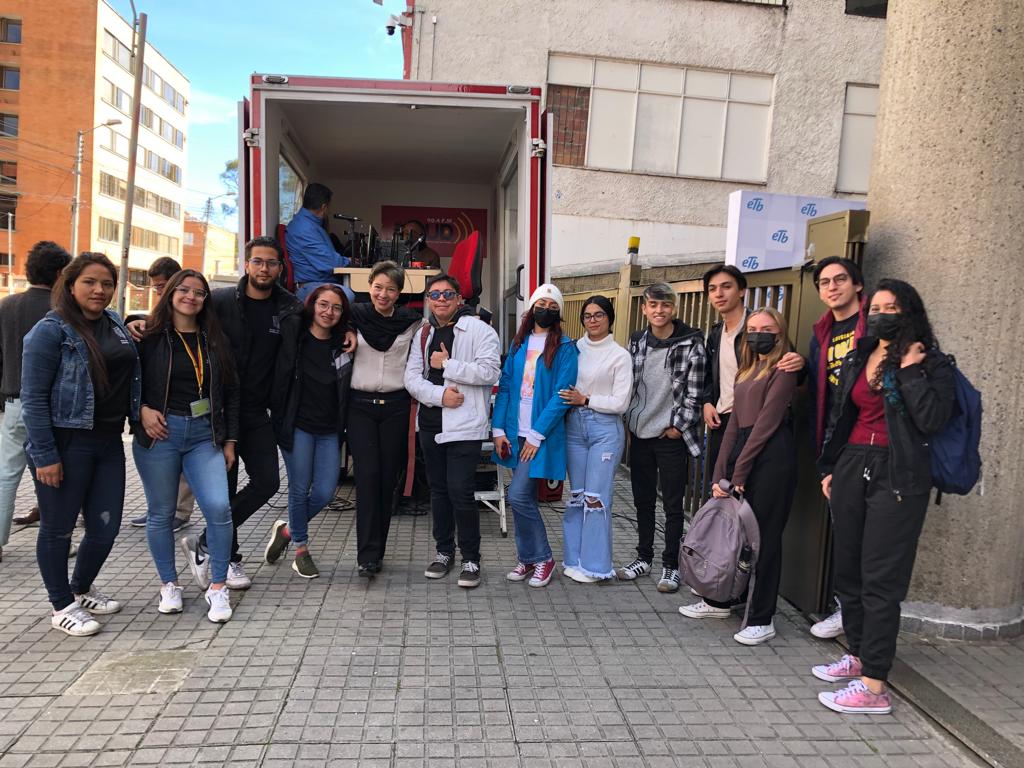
left=188, top=88, right=237, bottom=126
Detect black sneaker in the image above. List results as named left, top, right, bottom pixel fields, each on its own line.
left=358, top=563, right=375, bottom=579
left=424, top=552, right=453, bottom=579
left=292, top=551, right=319, bottom=579
left=264, top=520, right=290, bottom=565
left=458, top=561, right=481, bottom=589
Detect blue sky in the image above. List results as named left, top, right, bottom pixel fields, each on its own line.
left=106, top=0, right=407, bottom=224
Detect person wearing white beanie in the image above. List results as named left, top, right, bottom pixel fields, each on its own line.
left=491, top=283, right=577, bottom=588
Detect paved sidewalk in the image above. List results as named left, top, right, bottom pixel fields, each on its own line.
left=0, top=433, right=979, bottom=767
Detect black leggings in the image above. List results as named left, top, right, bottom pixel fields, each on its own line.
left=347, top=392, right=410, bottom=565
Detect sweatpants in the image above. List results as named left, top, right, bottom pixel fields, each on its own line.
left=830, top=444, right=929, bottom=681
left=706, top=423, right=797, bottom=626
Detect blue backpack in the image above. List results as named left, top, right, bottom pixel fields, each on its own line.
left=930, top=355, right=982, bottom=500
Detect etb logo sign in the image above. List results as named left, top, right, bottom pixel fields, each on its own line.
left=800, top=203, right=818, bottom=217
left=746, top=198, right=765, bottom=212
left=771, top=229, right=789, bottom=244
left=741, top=256, right=760, bottom=270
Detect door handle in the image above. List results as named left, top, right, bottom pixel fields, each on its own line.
left=515, top=264, right=524, bottom=301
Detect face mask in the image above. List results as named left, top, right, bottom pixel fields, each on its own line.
left=533, top=306, right=560, bottom=329
left=867, top=312, right=903, bottom=341
left=745, top=332, right=777, bottom=355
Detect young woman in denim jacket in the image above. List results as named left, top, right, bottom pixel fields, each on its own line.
left=492, top=284, right=578, bottom=588
left=21, top=253, right=141, bottom=637
left=133, top=269, right=240, bottom=624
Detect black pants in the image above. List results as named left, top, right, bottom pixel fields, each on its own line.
left=706, top=424, right=796, bottom=625
left=629, top=433, right=688, bottom=569
left=31, top=430, right=124, bottom=611
left=830, top=445, right=929, bottom=681
left=705, top=410, right=731, bottom=491
left=419, top=430, right=482, bottom=563
left=200, top=415, right=280, bottom=562
left=348, top=392, right=410, bottom=565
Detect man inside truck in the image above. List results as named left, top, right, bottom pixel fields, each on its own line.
left=285, top=182, right=350, bottom=301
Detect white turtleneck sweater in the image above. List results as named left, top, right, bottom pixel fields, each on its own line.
left=575, top=334, right=632, bottom=414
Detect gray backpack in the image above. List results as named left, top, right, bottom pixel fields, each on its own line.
left=679, top=480, right=761, bottom=626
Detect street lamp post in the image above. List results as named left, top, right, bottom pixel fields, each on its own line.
left=70, top=119, right=121, bottom=258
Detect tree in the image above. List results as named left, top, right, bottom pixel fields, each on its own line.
left=218, top=159, right=238, bottom=219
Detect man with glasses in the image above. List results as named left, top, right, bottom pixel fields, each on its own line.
left=807, top=255, right=867, bottom=640
left=404, top=274, right=500, bottom=588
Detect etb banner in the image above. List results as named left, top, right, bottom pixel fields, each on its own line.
left=725, top=191, right=866, bottom=273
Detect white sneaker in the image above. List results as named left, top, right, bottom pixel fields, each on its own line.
left=205, top=587, right=232, bottom=623
left=179, top=534, right=211, bottom=590
left=564, top=566, right=598, bottom=584
left=811, top=609, right=844, bottom=639
left=678, top=599, right=732, bottom=619
left=226, top=562, right=252, bottom=590
left=615, top=558, right=651, bottom=581
left=51, top=601, right=101, bottom=637
left=656, top=567, right=681, bottom=593
left=158, top=583, right=183, bottom=614
left=734, top=622, right=776, bottom=646
left=75, top=587, right=121, bottom=615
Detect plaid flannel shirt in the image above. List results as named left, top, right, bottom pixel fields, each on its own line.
left=628, top=325, right=707, bottom=457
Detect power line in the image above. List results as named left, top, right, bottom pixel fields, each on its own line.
left=0, top=130, right=77, bottom=160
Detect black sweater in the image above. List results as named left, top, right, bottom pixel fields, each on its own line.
left=0, top=287, right=53, bottom=399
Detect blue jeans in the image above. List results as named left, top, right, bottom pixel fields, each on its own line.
left=30, top=429, right=125, bottom=610
left=563, top=409, right=624, bottom=579
left=508, top=438, right=552, bottom=564
left=281, top=428, right=340, bottom=545
left=0, top=398, right=28, bottom=547
left=133, top=415, right=232, bottom=584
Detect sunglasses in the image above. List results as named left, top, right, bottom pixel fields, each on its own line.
left=426, top=289, right=458, bottom=301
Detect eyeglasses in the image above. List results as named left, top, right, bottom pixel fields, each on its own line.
left=427, top=289, right=458, bottom=300
left=314, top=300, right=344, bottom=314
left=249, top=258, right=281, bottom=269
left=582, top=311, right=608, bottom=322
left=816, top=273, right=851, bottom=289
left=174, top=286, right=208, bottom=299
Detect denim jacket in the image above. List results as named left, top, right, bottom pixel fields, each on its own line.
left=21, top=309, right=142, bottom=467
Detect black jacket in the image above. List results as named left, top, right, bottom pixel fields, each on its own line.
left=133, top=329, right=241, bottom=449
left=818, top=338, right=955, bottom=498
left=270, top=325, right=353, bottom=451
left=701, top=310, right=749, bottom=407
left=211, top=276, right=303, bottom=379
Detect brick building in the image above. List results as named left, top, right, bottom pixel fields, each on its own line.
left=0, top=0, right=188, bottom=290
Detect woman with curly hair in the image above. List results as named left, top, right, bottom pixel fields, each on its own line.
left=814, top=279, right=955, bottom=715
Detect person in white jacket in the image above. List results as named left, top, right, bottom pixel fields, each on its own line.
left=558, top=296, right=632, bottom=582
left=404, top=274, right=500, bottom=588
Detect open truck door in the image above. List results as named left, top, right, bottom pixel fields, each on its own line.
left=236, top=98, right=251, bottom=271
left=239, top=76, right=544, bottom=349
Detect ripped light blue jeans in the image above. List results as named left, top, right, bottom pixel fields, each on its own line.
left=563, top=408, right=624, bottom=579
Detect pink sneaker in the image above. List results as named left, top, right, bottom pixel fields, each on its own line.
left=818, top=679, right=892, bottom=714
left=506, top=562, right=535, bottom=582
left=812, top=654, right=863, bottom=682
left=528, top=559, right=556, bottom=587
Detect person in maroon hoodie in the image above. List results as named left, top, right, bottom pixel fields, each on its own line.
left=807, top=255, right=867, bottom=639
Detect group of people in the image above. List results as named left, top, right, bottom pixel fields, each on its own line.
left=0, top=232, right=954, bottom=718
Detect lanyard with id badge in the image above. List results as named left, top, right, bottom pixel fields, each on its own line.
left=176, top=330, right=211, bottom=418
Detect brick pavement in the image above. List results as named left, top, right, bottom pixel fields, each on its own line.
left=0, top=431, right=979, bottom=767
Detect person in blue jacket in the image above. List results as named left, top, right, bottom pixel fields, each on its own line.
left=284, top=182, right=350, bottom=302
left=492, top=284, right=577, bottom=588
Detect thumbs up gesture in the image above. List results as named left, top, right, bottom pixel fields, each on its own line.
left=430, top=342, right=450, bottom=370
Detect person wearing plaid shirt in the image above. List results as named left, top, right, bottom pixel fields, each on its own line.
left=618, top=283, right=706, bottom=592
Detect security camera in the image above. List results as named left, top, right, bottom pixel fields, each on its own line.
left=386, top=14, right=409, bottom=36
left=386, top=23, right=396, bottom=35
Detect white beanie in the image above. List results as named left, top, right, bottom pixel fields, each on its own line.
left=528, top=283, right=564, bottom=311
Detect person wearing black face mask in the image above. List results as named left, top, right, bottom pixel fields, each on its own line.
left=679, top=308, right=798, bottom=648
left=814, top=279, right=954, bottom=716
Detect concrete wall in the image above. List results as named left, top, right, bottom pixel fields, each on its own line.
left=867, top=0, right=1024, bottom=635
left=408, top=0, right=884, bottom=274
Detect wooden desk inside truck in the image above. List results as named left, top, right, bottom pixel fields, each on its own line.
left=333, top=267, right=440, bottom=294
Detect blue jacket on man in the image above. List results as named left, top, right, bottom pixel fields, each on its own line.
left=284, top=207, right=349, bottom=284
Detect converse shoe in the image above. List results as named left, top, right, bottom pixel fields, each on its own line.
left=51, top=601, right=101, bottom=637
left=292, top=551, right=319, bottom=579
left=812, top=654, right=863, bottom=683
left=226, top=562, right=252, bottom=590
left=264, top=520, right=290, bottom=564
left=734, top=622, right=776, bottom=646
left=528, top=559, right=556, bottom=588
left=158, top=582, right=183, bottom=614
left=657, top=567, right=681, bottom=593
left=75, top=587, right=121, bottom=615
left=204, top=587, right=232, bottom=623
left=819, top=679, right=892, bottom=715
left=616, top=557, right=651, bottom=581
left=458, top=561, right=481, bottom=589
left=179, top=534, right=210, bottom=590
left=506, top=562, right=535, bottom=582
left=129, top=513, right=148, bottom=527
left=678, top=599, right=732, bottom=619
left=424, top=552, right=453, bottom=579
left=811, top=609, right=844, bottom=639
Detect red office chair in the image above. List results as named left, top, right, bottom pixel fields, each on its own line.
left=276, top=223, right=296, bottom=293
left=447, top=230, right=483, bottom=305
